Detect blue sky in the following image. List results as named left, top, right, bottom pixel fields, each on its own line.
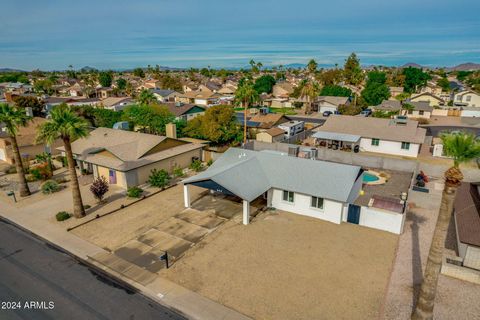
left=1, top=0, right=479, bottom=70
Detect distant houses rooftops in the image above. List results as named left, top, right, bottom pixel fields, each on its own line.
left=373, top=99, right=402, bottom=111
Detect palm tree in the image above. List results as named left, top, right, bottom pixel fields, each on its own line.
left=235, top=80, right=259, bottom=144
left=137, top=89, right=156, bottom=105
left=412, top=132, right=480, bottom=320
left=307, top=59, right=318, bottom=76
left=299, top=79, right=320, bottom=114
left=0, top=103, right=32, bottom=197
left=37, top=104, right=89, bottom=218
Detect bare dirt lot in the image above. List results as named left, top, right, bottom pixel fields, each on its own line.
left=161, top=210, right=398, bottom=320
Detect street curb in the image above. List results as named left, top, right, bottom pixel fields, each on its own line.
left=0, top=216, right=189, bottom=320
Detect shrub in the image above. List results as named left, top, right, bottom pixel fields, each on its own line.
left=84, top=204, right=91, bottom=210
left=56, top=211, right=71, bottom=221
left=41, top=180, right=60, bottom=194
left=30, top=163, right=52, bottom=181
left=127, top=186, right=143, bottom=198
left=207, top=159, right=213, bottom=166
left=173, top=167, right=185, bottom=177
left=148, top=169, right=170, bottom=188
left=90, top=176, right=109, bottom=202
left=190, top=160, right=203, bottom=172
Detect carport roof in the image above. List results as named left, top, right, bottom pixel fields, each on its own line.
left=312, top=131, right=360, bottom=143
left=183, top=148, right=362, bottom=202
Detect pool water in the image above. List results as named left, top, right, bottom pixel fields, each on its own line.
left=363, top=172, right=380, bottom=183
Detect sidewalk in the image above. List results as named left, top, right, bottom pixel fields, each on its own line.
left=0, top=195, right=250, bottom=320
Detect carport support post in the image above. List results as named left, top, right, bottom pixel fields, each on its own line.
left=183, top=184, right=190, bottom=208
left=242, top=200, right=250, bottom=225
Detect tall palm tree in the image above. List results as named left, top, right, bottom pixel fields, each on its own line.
left=299, top=79, right=320, bottom=114
left=0, top=103, right=32, bottom=197
left=412, top=132, right=480, bottom=320
left=37, top=104, right=90, bottom=218
left=235, top=80, right=259, bottom=144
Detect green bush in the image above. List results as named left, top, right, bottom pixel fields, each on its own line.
left=41, top=180, right=60, bottom=194
left=84, top=204, right=91, bottom=210
left=173, top=167, right=185, bottom=177
left=55, top=211, right=71, bottom=221
left=148, top=169, right=170, bottom=188
left=127, top=186, right=143, bottom=198
left=207, top=159, right=213, bottom=166
left=190, top=160, right=203, bottom=172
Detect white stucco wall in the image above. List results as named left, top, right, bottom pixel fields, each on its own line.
left=461, top=109, right=480, bottom=118
left=463, top=245, right=480, bottom=270
left=359, top=137, right=420, bottom=158
left=269, top=188, right=343, bottom=224
left=359, top=207, right=405, bottom=234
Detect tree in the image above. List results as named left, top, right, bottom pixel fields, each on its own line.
left=235, top=80, right=259, bottom=144
left=183, top=105, right=241, bottom=145
left=133, top=68, right=145, bottom=78
left=137, top=89, right=156, bottom=105
left=361, top=71, right=391, bottom=106
left=13, top=96, right=44, bottom=116
left=307, top=59, right=318, bottom=75
left=403, top=67, right=431, bottom=93
left=343, top=53, right=364, bottom=85
left=123, top=104, right=174, bottom=135
left=98, top=71, right=113, bottom=87
left=320, top=85, right=352, bottom=97
left=93, top=108, right=123, bottom=128
left=249, top=60, right=262, bottom=74
left=299, top=79, right=320, bottom=114
left=412, top=132, right=480, bottom=320
left=148, top=168, right=170, bottom=188
left=318, top=68, right=343, bottom=86
left=33, top=79, right=54, bottom=95
left=0, top=103, right=32, bottom=197
left=116, top=78, right=127, bottom=91
left=254, top=75, right=276, bottom=94
left=37, top=104, right=89, bottom=218
left=437, top=77, right=450, bottom=92
left=90, top=176, right=109, bottom=202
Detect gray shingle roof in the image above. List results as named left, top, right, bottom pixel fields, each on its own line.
left=183, top=148, right=362, bottom=202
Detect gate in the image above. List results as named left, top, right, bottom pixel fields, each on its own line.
left=347, top=204, right=361, bottom=224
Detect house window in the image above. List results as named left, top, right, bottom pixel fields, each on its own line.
left=311, top=196, right=324, bottom=210
left=371, top=138, right=380, bottom=146
left=466, top=95, right=472, bottom=102
left=401, top=142, right=410, bottom=150
left=419, top=110, right=424, bottom=115
left=282, top=190, right=294, bottom=203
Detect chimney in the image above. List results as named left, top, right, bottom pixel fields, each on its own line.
left=165, top=123, right=177, bottom=139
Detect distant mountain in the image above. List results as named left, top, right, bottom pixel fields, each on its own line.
left=400, top=62, right=425, bottom=69
left=446, top=62, right=480, bottom=72
left=0, top=68, right=26, bottom=73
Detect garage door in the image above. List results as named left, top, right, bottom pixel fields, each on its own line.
left=0, top=148, right=6, bottom=161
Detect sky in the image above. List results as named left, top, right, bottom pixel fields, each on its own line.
left=1, top=0, right=479, bottom=70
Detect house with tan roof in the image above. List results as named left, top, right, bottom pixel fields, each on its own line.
left=317, top=96, right=351, bottom=114
left=100, top=97, right=134, bottom=111
left=255, top=127, right=286, bottom=143
left=62, top=127, right=204, bottom=189
left=312, top=115, right=426, bottom=157
left=410, top=92, right=445, bottom=107
left=0, top=117, right=63, bottom=163
left=272, top=82, right=294, bottom=98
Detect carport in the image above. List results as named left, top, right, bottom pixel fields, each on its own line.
left=312, top=131, right=361, bottom=152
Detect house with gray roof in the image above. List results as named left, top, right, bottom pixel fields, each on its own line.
left=317, top=96, right=351, bottom=114
left=182, top=148, right=365, bottom=226
left=151, top=89, right=180, bottom=103
left=402, top=101, right=433, bottom=119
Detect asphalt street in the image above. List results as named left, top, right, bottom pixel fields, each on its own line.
left=0, top=220, right=185, bottom=320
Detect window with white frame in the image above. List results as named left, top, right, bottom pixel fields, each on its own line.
left=282, top=190, right=294, bottom=203
left=371, top=138, right=380, bottom=146
left=311, top=196, right=324, bottom=210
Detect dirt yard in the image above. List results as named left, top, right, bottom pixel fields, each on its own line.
left=161, top=210, right=398, bottom=320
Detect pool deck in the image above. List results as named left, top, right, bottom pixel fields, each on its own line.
left=355, top=169, right=413, bottom=207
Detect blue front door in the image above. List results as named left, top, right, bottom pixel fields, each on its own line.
left=347, top=204, right=361, bottom=224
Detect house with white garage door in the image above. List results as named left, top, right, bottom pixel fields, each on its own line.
left=182, top=148, right=408, bottom=234
left=312, top=115, right=426, bottom=158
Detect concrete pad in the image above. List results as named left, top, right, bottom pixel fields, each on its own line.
left=89, top=251, right=118, bottom=266
left=107, top=256, right=135, bottom=274
left=155, top=217, right=209, bottom=243
left=145, top=261, right=167, bottom=273
left=137, top=229, right=174, bottom=247
left=175, top=209, right=224, bottom=229
left=121, top=263, right=158, bottom=286
left=114, top=240, right=153, bottom=263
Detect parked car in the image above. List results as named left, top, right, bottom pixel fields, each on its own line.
left=360, top=109, right=372, bottom=117
left=323, top=110, right=340, bottom=117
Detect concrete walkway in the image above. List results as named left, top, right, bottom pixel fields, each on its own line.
left=0, top=193, right=250, bottom=320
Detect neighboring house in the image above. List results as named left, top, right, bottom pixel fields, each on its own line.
left=372, top=100, right=402, bottom=113
left=453, top=182, right=480, bottom=271
left=410, top=92, right=445, bottom=107
left=141, top=79, right=162, bottom=90
left=420, top=83, right=443, bottom=96
left=164, top=102, right=205, bottom=121
left=151, top=89, right=180, bottom=103
left=68, top=83, right=84, bottom=97
left=389, top=87, right=404, bottom=98
left=454, top=90, right=480, bottom=107
left=255, top=127, right=285, bottom=143
left=44, top=97, right=100, bottom=112
left=313, top=115, right=426, bottom=157
left=277, top=120, right=304, bottom=139
left=96, top=87, right=115, bottom=99
left=249, top=112, right=290, bottom=130
left=0, top=117, right=62, bottom=163
left=100, top=97, right=134, bottom=111
left=402, top=101, right=433, bottom=119
left=63, top=127, right=204, bottom=189
left=317, top=96, right=350, bottom=114
left=272, top=82, right=294, bottom=98
left=177, top=90, right=219, bottom=106
left=217, top=84, right=237, bottom=95
left=182, top=148, right=407, bottom=234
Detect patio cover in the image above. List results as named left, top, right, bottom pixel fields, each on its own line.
left=312, top=131, right=361, bottom=143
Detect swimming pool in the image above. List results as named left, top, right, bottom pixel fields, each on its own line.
left=363, top=172, right=380, bottom=183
